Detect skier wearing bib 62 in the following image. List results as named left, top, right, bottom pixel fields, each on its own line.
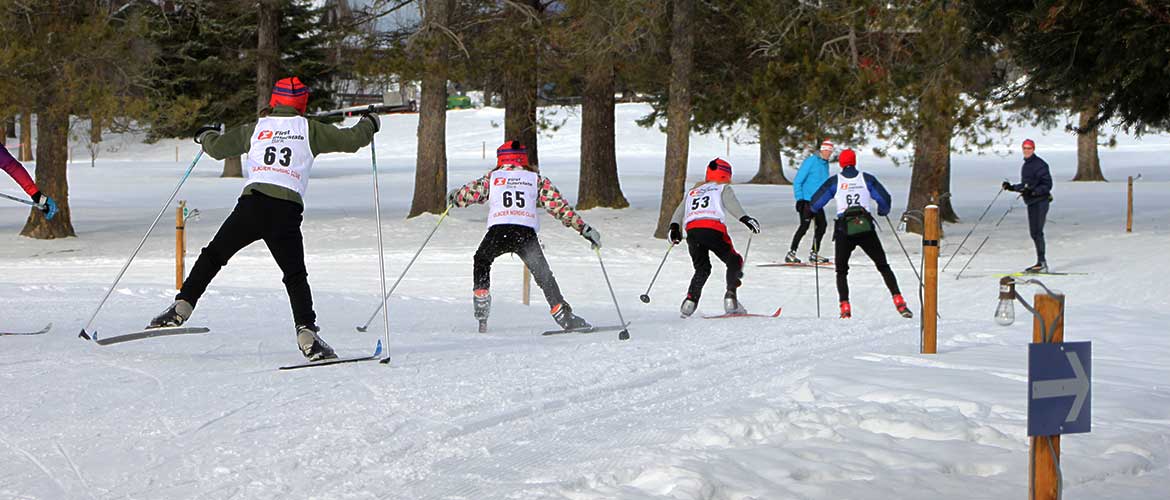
left=447, top=141, right=603, bottom=333
left=808, top=149, right=912, bottom=319
left=668, top=158, right=761, bottom=318
left=147, top=77, right=378, bottom=361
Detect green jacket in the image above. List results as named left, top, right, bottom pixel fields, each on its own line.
left=200, top=105, right=376, bottom=206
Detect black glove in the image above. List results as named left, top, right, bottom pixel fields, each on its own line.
left=361, top=112, right=380, bottom=133
left=740, top=216, right=761, bottom=234
left=193, top=124, right=222, bottom=145
left=795, top=200, right=810, bottom=215
left=1021, top=187, right=1035, bottom=198
left=1001, top=181, right=1014, bottom=192
left=668, top=223, right=682, bottom=244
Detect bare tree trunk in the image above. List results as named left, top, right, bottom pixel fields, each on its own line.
left=19, top=112, right=33, bottom=162
left=0, top=118, right=6, bottom=146
left=409, top=0, right=452, bottom=218
left=748, top=121, right=790, bottom=184
left=4, top=116, right=14, bottom=140
left=577, top=56, right=628, bottom=210
left=503, top=1, right=541, bottom=168
left=654, top=0, right=694, bottom=238
left=21, top=106, right=75, bottom=239
left=256, top=0, right=280, bottom=112
left=906, top=121, right=959, bottom=235
left=1073, top=102, right=1106, bottom=181
left=222, top=155, right=243, bottom=177
left=90, top=114, right=102, bottom=143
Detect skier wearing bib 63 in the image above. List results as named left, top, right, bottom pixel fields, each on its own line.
left=147, top=77, right=378, bottom=361
left=808, top=149, right=912, bottom=319
left=668, top=158, right=761, bottom=318
left=447, top=141, right=602, bottom=333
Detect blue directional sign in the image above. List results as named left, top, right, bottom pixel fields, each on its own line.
left=1028, top=341, right=1091, bottom=436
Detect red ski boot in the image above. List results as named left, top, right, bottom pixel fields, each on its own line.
left=893, top=294, right=913, bottom=318
left=839, top=301, right=852, bottom=319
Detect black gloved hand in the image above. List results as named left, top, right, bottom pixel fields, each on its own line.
left=194, top=124, right=222, bottom=145
left=740, top=216, right=761, bottom=234
left=668, top=223, right=682, bottom=244
left=361, top=112, right=380, bottom=133
left=1021, top=187, right=1035, bottom=198
left=795, top=199, right=810, bottom=215
left=1001, top=181, right=1014, bottom=192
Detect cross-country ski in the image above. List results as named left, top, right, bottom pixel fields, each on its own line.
left=3, top=8, right=1168, bottom=497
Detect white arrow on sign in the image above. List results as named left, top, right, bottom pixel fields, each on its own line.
left=1031, top=351, right=1089, bottom=422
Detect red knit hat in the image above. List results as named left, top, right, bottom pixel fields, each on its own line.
left=1022, top=139, right=1036, bottom=149
left=706, top=158, right=732, bottom=182
left=496, top=141, right=529, bottom=167
left=838, top=149, right=857, bottom=167
left=269, top=77, right=310, bottom=114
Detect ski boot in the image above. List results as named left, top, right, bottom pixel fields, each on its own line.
left=893, top=294, right=913, bottom=318
left=723, top=290, right=747, bottom=315
left=474, top=289, right=491, bottom=333
left=296, top=324, right=337, bottom=362
left=551, top=303, right=591, bottom=331
left=147, top=299, right=193, bottom=329
left=680, top=295, right=698, bottom=318
left=839, top=301, right=852, bottom=319
left=809, top=251, right=830, bottom=265
left=1024, top=261, right=1048, bottom=274
left=784, top=250, right=801, bottom=264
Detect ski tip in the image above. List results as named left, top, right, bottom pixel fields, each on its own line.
left=772, top=307, right=783, bottom=317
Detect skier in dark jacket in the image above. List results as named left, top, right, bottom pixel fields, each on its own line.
left=1001, top=138, right=1053, bottom=273
left=1, top=146, right=57, bottom=220
left=447, top=141, right=602, bottom=333
left=809, top=149, right=912, bottom=319
left=147, top=77, right=378, bottom=361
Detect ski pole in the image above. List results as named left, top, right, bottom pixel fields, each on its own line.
left=814, top=245, right=821, bottom=318
left=363, top=131, right=397, bottom=364
left=941, top=187, right=1004, bottom=272
left=639, top=243, right=675, bottom=303
left=884, top=215, right=922, bottom=286
left=743, top=235, right=753, bottom=265
left=0, top=192, right=36, bottom=207
left=357, top=205, right=451, bottom=334
left=954, top=195, right=1020, bottom=280
left=595, top=247, right=631, bottom=341
left=79, top=150, right=204, bottom=340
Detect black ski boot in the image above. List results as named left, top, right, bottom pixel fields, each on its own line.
left=680, top=295, right=698, bottom=318
left=1024, top=261, right=1048, bottom=274
left=723, top=290, right=747, bottom=315
left=474, top=289, right=491, bottom=333
left=296, top=324, right=337, bottom=362
left=148, top=299, right=193, bottom=329
left=551, top=303, right=591, bottom=331
left=784, top=250, right=801, bottom=264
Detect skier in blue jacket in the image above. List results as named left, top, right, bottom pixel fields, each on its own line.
left=787, top=139, right=832, bottom=264
left=1001, top=138, right=1053, bottom=273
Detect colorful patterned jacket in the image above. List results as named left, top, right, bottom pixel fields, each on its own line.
left=449, top=165, right=587, bottom=233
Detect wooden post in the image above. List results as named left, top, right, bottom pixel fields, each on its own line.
left=19, top=113, right=32, bottom=162
left=1029, top=292, right=1065, bottom=500
left=725, top=136, right=730, bottom=157
left=482, top=141, right=486, bottom=160
left=922, top=205, right=939, bottom=354
left=176, top=200, right=186, bottom=290
left=1126, top=175, right=1134, bottom=233
left=522, top=265, right=531, bottom=306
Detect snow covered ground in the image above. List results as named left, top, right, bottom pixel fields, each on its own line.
left=1, top=105, right=1167, bottom=499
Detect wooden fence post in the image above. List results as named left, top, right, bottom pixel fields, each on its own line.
left=176, top=200, right=186, bottom=290
left=1126, top=175, right=1134, bottom=233
left=522, top=265, right=531, bottom=306
left=1029, top=293, right=1065, bottom=500
left=922, top=205, right=939, bottom=354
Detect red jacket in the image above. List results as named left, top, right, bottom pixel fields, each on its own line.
left=1, top=146, right=38, bottom=196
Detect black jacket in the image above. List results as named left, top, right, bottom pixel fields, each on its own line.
left=1012, top=154, right=1053, bottom=206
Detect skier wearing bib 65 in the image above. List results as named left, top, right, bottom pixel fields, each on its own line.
left=808, top=149, right=912, bottom=319
left=447, top=141, right=602, bottom=333
left=147, top=77, right=378, bottom=361
left=668, top=158, right=761, bottom=318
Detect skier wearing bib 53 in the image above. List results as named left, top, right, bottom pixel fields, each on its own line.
left=447, top=141, right=603, bottom=333
left=808, top=149, right=912, bottom=319
left=668, top=158, right=761, bottom=318
left=147, top=77, right=379, bottom=361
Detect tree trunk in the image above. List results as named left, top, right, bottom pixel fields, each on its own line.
left=4, top=116, right=14, bottom=139
left=577, top=56, right=629, bottom=210
left=1073, top=102, right=1106, bottom=181
left=654, top=0, right=694, bottom=238
left=503, top=1, right=541, bottom=168
left=90, top=114, right=102, bottom=143
left=409, top=0, right=452, bottom=218
left=19, top=112, right=33, bottom=161
left=906, top=121, right=959, bottom=235
left=0, top=118, right=6, bottom=146
left=221, top=155, right=243, bottom=177
left=256, top=0, right=280, bottom=112
left=748, top=122, right=790, bottom=184
left=21, top=106, right=75, bottom=239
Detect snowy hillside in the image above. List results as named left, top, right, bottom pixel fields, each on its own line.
left=1, top=104, right=1167, bottom=499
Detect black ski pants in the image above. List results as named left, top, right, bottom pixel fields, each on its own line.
left=177, top=193, right=316, bottom=326
left=790, top=200, right=827, bottom=253
left=833, top=223, right=901, bottom=303
left=473, top=224, right=564, bottom=309
left=686, top=227, right=743, bottom=300
left=1027, top=199, right=1049, bottom=263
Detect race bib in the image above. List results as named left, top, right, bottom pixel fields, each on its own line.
left=487, top=169, right=540, bottom=230
left=244, top=116, right=314, bottom=197
left=683, top=183, right=726, bottom=225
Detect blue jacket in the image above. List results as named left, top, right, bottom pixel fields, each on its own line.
left=1012, top=154, right=1052, bottom=206
left=808, top=166, right=893, bottom=217
left=792, top=154, right=829, bottom=201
